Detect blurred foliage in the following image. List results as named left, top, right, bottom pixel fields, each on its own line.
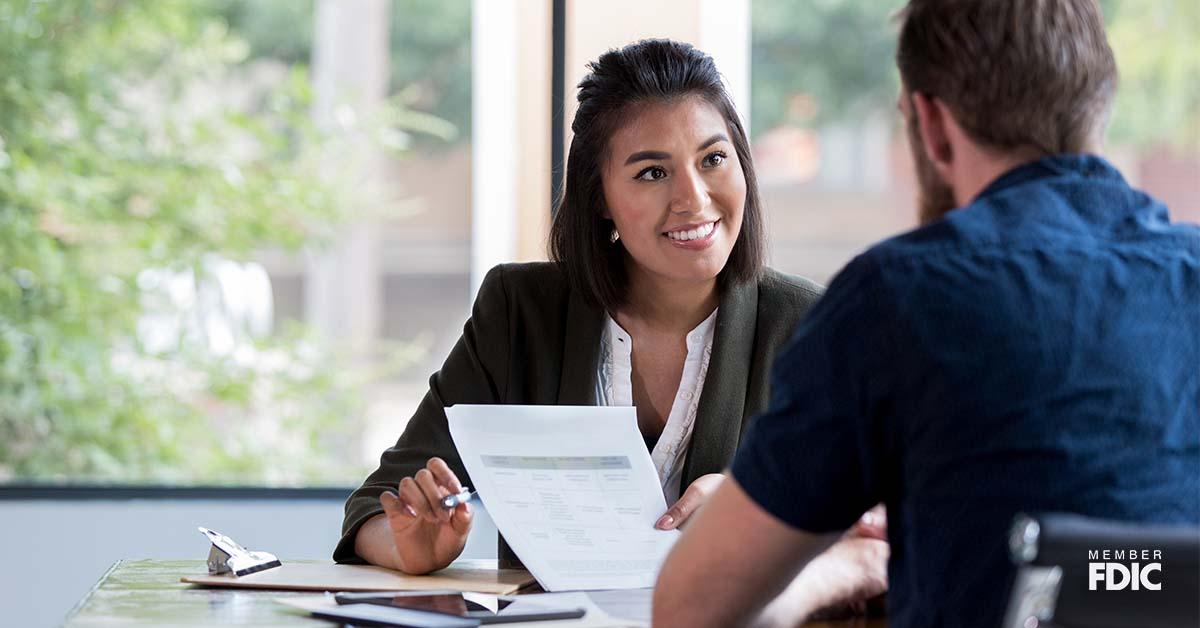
left=751, top=0, right=898, bottom=134
left=0, top=0, right=403, bottom=485
left=751, top=0, right=1200, bottom=150
left=1103, top=0, right=1200, bottom=149
left=214, top=0, right=471, bottom=147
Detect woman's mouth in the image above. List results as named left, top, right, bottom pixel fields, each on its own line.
left=662, top=220, right=719, bottom=250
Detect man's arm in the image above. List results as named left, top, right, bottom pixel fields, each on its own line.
left=653, top=477, right=840, bottom=628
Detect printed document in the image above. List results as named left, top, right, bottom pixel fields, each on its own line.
left=446, top=405, right=680, bottom=591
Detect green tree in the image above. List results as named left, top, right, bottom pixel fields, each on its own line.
left=1103, top=0, right=1200, bottom=149
left=751, top=0, right=898, bottom=135
left=214, top=0, right=471, bottom=147
left=0, top=0, right=369, bottom=484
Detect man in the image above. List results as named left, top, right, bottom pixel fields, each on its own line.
left=653, top=1, right=1200, bottom=627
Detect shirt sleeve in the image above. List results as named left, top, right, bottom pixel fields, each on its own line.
left=731, top=253, right=894, bottom=533
left=333, top=264, right=512, bottom=563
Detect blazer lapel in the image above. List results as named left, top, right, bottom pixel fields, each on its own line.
left=681, top=279, right=758, bottom=485
left=556, top=290, right=605, bottom=405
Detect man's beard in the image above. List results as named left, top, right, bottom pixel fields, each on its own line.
left=907, top=114, right=957, bottom=225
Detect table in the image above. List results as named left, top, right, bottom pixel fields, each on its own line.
left=65, top=560, right=329, bottom=627
left=64, top=559, right=886, bottom=627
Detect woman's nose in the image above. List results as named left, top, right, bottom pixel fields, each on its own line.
left=669, top=167, right=710, bottom=214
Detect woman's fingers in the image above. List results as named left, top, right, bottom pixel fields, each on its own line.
left=449, top=501, right=474, bottom=535
left=415, top=468, right=451, bottom=523
left=655, top=498, right=690, bottom=530
left=390, top=458, right=466, bottom=529
left=656, top=473, right=724, bottom=530
left=398, top=476, right=434, bottom=523
left=380, top=490, right=418, bottom=530
left=427, top=457, right=464, bottom=494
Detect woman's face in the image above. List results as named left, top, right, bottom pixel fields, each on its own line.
left=601, top=96, right=746, bottom=288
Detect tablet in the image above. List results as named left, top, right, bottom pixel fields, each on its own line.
left=332, top=591, right=588, bottom=624
left=313, top=602, right=481, bottom=628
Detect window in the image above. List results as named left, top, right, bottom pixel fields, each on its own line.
left=750, top=0, right=1199, bottom=285
left=2, top=0, right=1193, bottom=488
left=0, top=0, right=476, bottom=487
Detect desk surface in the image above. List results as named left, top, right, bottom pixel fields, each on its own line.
left=65, top=559, right=886, bottom=627
left=65, top=560, right=330, bottom=627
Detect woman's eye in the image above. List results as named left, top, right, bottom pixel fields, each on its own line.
left=703, top=151, right=726, bottom=168
left=635, top=166, right=667, bottom=181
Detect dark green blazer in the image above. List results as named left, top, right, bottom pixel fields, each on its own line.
left=334, top=261, right=823, bottom=567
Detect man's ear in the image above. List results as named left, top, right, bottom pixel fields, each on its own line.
left=911, top=92, right=954, bottom=175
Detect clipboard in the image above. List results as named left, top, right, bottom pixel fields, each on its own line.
left=182, top=560, right=535, bottom=595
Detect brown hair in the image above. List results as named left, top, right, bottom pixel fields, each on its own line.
left=895, top=0, right=1118, bottom=155
left=549, top=39, right=765, bottom=312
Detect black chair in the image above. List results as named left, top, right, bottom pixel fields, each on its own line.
left=1002, top=512, right=1200, bottom=628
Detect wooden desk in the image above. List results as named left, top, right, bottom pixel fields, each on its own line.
left=64, top=559, right=886, bottom=627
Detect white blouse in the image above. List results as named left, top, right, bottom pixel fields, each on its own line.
left=593, top=309, right=718, bottom=505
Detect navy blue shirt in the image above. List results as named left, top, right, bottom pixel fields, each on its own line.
left=732, top=155, right=1200, bottom=628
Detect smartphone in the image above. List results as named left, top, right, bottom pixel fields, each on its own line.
left=334, top=591, right=587, bottom=625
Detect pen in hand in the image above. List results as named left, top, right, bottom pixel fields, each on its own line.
left=441, top=488, right=476, bottom=510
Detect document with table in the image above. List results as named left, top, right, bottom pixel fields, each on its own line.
left=446, top=405, right=680, bottom=592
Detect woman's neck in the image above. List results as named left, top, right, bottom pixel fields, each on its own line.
left=619, top=263, right=719, bottom=334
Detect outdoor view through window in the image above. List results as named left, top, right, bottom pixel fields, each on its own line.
left=1, top=0, right=1195, bottom=487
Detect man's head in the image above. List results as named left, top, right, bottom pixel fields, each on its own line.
left=895, top=0, right=1118, bottom=223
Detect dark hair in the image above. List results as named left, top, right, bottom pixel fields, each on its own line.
left=548, top=39, right=765, bottom=311
left=896, top=0, right=1117, bottom=155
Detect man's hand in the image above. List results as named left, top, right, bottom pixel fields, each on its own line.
left=786, top=532, right=889, bottom=621
left=654, top=477, right=843, bottom=628
left=655, top=473, right=724, bottom=530
left=849, top=504, right=887, bottom=541
left=377, top=457, right=474, bottom=574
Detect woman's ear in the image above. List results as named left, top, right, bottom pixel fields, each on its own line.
left=911, top=92, right=954, bottom=175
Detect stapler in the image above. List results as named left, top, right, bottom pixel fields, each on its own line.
left=198, top=527, right=282, bottom=577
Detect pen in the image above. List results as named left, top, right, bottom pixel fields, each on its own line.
left=441, top=488, right=476, bottom=510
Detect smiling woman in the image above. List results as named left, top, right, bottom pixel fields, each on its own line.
left=604, top=99, right=746, bottom=281
left=335, top=39, right=854, bottom=581
left=551, top=42, right=765, bottom=314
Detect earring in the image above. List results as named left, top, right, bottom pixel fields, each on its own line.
left=609, top=228, right=620, bottom=243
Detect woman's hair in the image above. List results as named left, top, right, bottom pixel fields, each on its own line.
left=548, top=39, right=765, bottom=311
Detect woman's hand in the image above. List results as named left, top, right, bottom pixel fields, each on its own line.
left=378, top=457, right=474, bottom=574
left=655, top=473, right=725, bottom=530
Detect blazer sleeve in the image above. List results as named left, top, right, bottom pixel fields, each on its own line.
left=333, top=265, right=512, bottom=563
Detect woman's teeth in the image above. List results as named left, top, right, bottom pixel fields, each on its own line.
left=666, top=221, right=716, bottom=241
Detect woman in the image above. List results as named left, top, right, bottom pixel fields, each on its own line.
left=335, top=40, right=864, bottom=591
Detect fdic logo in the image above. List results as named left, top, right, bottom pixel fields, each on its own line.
left=1088, top=549, right=1163, bottom=591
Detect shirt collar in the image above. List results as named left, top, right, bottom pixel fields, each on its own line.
left=604, top=307, right=720, bottom=357
left=685, top=308, right=719, bottom=349
left=975, top=154, right=1126, bottom=203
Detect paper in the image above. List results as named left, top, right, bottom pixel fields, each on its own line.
left=446, top=405, right=680, bottom=592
